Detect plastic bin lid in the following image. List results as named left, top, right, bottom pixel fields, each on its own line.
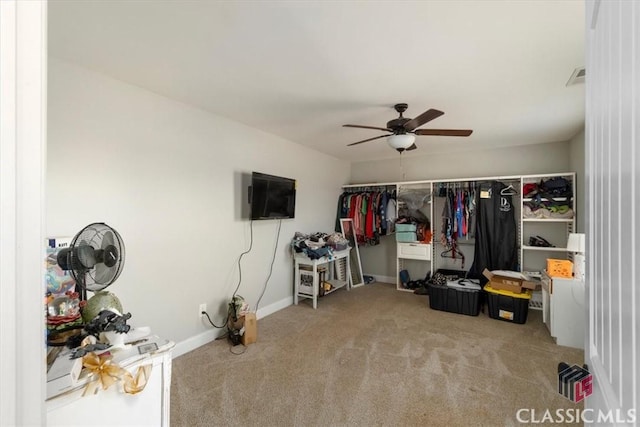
left=447, top=279, right=481, bottom=291
left=484, top=284, right=533, bottom=299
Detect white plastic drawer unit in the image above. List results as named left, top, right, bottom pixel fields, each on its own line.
left=397, top=243, right=431, bottom=260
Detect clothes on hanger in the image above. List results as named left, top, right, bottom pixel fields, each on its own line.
left=439, top=182, right=477, bottom=247
left=335, top=187, right=396, bottom=246
left=468, top=180, right=518, bottom=282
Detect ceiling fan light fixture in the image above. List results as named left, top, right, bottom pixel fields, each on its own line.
left=387, top=134, right=415, bottom=150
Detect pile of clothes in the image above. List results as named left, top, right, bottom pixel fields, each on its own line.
left=291, top=231, right=349, bottom=260
left=523, top=177, right=574, bottom=219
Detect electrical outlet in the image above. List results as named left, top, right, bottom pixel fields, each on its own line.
left=199, top=303, right=207, bottom=319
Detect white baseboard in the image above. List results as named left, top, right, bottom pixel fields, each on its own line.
left=173, top=296, right=293, bottom=358
left=172, top=328, right=225, bottom=358
left=256, top=296, right=293, bottom=319
left=367, top=274, right=395, bottom=284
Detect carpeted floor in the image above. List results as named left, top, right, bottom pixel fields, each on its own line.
left=171, top=283, right=584, bottom=426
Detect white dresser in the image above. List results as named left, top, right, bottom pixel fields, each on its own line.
left=541, top=273, right=586, bottom=349
left=47, top=338, right=174, bottom=426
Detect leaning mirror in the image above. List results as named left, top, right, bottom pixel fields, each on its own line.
left=340, top=218, right=364, bottom=288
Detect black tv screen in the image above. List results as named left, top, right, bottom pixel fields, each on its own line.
left=250, top=172, right=296, bottom=220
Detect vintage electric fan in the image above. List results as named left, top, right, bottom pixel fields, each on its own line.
left=56, top=222, right=126, bottom=323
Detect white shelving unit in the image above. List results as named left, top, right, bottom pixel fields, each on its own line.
left=521, top=173, right=575, bottom=311
left=293, top=249, right=351, bottom=309
left=396, top=182, right=433, bottom=291
left=341, top=172, right=577, bottom=305
left=520, top=173, right=576, bottom=274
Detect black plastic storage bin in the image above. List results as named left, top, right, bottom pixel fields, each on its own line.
left=427, top=278, right=481, bottom=316
left=485, top=284, right=531, bottom=324
left=433, top=269, right=468, bottom=280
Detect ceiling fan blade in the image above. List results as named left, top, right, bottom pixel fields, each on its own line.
left=347, top=134, right=390, bottom=146
left=343, top=124, right=393, bottom=132
left=406, top=143, right=418, bottom=151
left=403, top=109, right=444, bottom=131
left=415, top=129, right=473, bottom=137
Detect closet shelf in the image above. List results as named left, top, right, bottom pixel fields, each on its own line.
left=523, top=197, right=570, bottom=202
left=435, top=240, right=475, bottom=245
left=522, top=218, right=574, bottom=223
left=522, top=245, right=568, bottom=252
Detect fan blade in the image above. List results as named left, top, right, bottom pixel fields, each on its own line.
left=403, top=109, right=444, bottom=131
left=415, top=129, right=473, bottom=137
left=343, top=124, right=392, bottom=132
left=91, top=263, right=117, bottom=290
left=347, top=134, right=391, bottom=146
left=406, top=143, right=418, bottom=151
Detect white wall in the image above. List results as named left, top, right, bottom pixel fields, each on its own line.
left=47, top=58, right=350, bottom=352
left=349, top=141, right=574, bottom=278
left=350, top=141, right=571, bottom=184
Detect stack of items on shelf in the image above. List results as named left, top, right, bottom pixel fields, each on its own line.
left=395, top=219, right=432, bottom=244
left=291, top=231, right=349, bottom=260
left=396, top=190, right=432, bottom=244
left=482, top=269, right=540, bottom=324
left=523, top=177, right=574, bottom=219
left=299, top=265, right=330, bottom=296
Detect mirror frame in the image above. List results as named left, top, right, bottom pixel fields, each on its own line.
left=339, top=218, right=365, bottom=288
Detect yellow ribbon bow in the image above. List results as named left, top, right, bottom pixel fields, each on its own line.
left=82, top=352, right=152, bottom=396
left=82, top=352, right=126, bottom=395
left=123, top=364, right=151, bottom=394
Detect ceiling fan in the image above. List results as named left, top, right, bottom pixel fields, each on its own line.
left=344, top=103, right=473, bottom=152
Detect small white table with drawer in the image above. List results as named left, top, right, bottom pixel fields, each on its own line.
left=397, top=242, right=431, bottom=291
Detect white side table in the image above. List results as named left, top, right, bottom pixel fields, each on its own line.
left=294, top=248, right=351, bottom=309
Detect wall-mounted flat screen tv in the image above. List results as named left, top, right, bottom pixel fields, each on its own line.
left=250, top=172, right=296, bottom=220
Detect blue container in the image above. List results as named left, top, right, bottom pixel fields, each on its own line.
left=395, top=223, right=417, bottom=233
left=395, top=231, right=418, bottom=242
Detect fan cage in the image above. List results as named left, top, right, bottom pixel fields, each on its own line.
left=68, top=222, right=125, bottom=294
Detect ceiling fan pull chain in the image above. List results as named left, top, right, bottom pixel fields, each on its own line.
left=399, top=152, right=406, bottom=181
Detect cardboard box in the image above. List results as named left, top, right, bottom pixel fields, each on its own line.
left=241, top=312, right=257, bottom=345
left=482, top=269, right=538, bottom=294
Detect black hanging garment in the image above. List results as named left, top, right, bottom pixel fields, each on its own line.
left=468, top=181, right=518, bottom=283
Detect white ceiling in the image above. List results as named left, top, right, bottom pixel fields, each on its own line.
left=48, top=1, right=585, bottom=163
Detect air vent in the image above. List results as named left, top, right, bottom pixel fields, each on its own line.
left=566, top=67, right=586, bottom=86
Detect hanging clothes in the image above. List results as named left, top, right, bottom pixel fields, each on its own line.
left=335, top=188, right=396, bottom=246
left=386, top=197, right=397, bottom=233
left=468, top=181, right=518, bottom=282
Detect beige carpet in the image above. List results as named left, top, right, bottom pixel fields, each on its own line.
left=171, top=283, right=584, bottom=426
